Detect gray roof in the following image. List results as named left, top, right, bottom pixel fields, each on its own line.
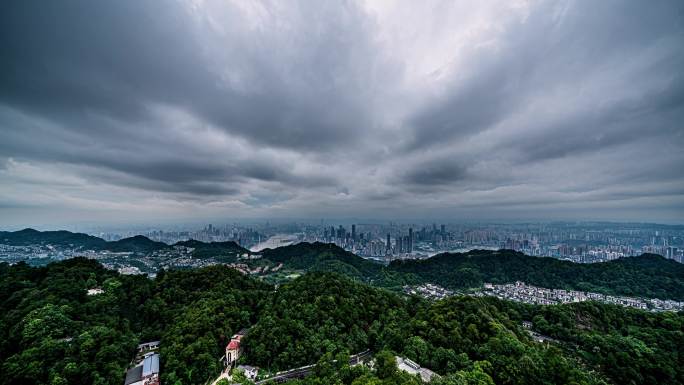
left=137, top=340, right=160, bottom=349
left=142, top=353, right=160, bottom=377
left=124, top=366, right=143, bottom=385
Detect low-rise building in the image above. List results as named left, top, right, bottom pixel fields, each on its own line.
left=124, top=352, right=160, bottom=385
left=396, top=356, right=440, bottom=383
left=226, top=329, right=249, bottom=366
left=236, top=364, right=259, bottom=380
left=87, top=288, right=104, bottom=295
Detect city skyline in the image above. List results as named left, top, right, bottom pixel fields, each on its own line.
left=2, top=1, right=684, bottom=226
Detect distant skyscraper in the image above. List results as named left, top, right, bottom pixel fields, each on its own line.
left=352, top=224, right=356, bottom=242
left=386, top=233, right=391, bottom=254
left=408, top=227, right=413, bottom=252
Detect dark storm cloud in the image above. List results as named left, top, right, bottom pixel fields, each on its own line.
left=0, top=0, right=376, bottom=152
left=0, top=0, right=683, bottom=223
left=400, top=159, right=468, bottom=186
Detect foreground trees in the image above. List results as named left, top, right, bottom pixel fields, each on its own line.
left=1, top=259, right=682, bottom=385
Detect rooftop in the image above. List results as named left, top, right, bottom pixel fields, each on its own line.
left=142, top=353, right=160, bottom=377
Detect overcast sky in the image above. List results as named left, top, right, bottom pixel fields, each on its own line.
left=1, top=0, right=683, bottom=227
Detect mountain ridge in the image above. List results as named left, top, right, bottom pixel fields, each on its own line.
left=0, top=228, right=248, bottom=255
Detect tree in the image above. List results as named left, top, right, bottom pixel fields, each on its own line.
left=374, top=350, right=397, bottom=379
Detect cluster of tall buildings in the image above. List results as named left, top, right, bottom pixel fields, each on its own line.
left=319, top=224, right=421, bottom=257
left=91, top=221, right=683, bottom=264
left=388, top=228, right=414, bottom=254
left=101, top=224, right=265, bottom=248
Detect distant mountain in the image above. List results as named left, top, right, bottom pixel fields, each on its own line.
left=0, top=229, right=169, bottom=253
left=173, top=239, right=248, bottom=261
left=388, top=249, right=684, bottom=300
left=0, top=228, right=107, bottom=250
left=106, top=235, right=169, bottom=253
left=260, top=242, right=383, bottom=279
left=0, top=228, right=257, bottom=258
left=3, top=230, right=682, bottom=300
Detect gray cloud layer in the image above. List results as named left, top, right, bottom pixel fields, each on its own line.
left=1, top=0, right=683, bottom=225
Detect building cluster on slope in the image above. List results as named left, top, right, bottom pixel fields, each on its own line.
left=479, top=281, right=684, bottom=312
left=403, top=283, right=453, bottom=300
left=226, top=262, right=283, bottom=276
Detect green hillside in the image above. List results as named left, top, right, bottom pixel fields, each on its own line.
left=173, top=239, right=249, bottom=261
left=260, top=242, right=383, bottom=279
left=1, top=260, right=683, bottom=385
left=106, top=235, right=169, bottom=253
left=0, top=228, right=107, bottom=249
left=388, top=249, right=684, bottom=300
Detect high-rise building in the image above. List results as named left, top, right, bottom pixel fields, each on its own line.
left=408, top=227, right=413, bottom=252
left=667, top=246, right=678, bottom=259
left=352, top=224, right=356, bottom=242
left=386, top=233, right=391, bottom=254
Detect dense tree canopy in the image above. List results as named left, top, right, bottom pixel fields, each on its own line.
left=243, top=272, right=414, bottom=370
left=260, top=242, right=383, bottom=279
left=390, top=250, right=684, bottom=300
left=1, top=256, right=682, bottom=385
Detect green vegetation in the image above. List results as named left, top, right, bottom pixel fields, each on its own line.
left=0, top=228, right=107, bottom=249
left=499, top=301, right=684, bottom=385
left=255, top=243, right=684, bottom=300
left=245, top=273, right=606, bottom=385
left=243, top=273, right=412, bottom=370
left=0, top=229, right=246, bottom=259
left=0, top=258, right=270, bottom=385
left=106, top=235, right=169, bottom=253
left=0, top=228, right=167, bottom=252
left=149, top=266, right=271, bottom=384
left=0, top=258, right=145, bottom=385
left=389, top=250, right=684, bottom=300
left=1, top=249, right=683, bottom=385
left=174, top=239, right=249, bottom=262
left=260, top=242, right=382, bottom=279
left=5, top=230, right=682, bottom=301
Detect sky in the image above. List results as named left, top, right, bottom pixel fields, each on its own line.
left=1, top=0, right=683, bottom=227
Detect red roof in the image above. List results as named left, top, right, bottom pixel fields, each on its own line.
left=227, top=339, right=240, bottom=350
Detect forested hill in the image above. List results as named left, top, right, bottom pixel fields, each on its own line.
left=1, top=259, right=683, bottom=385
left=260, top=242, right=383, bottom=279
left=173, top=239, right=249, bottom=258
left=106, top=235, right=169, bottom=253
left=2, top=229, right=683, bottom=299
left=0, top=228, right=108, bottom=249
left=388, top=249, right=684, bottom=300
left=0, top=228, right=248, bottom=256
left=0, top=228, right=168, bottom=252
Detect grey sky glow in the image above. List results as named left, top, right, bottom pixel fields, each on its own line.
left=1, top=0, right=683, bottom=226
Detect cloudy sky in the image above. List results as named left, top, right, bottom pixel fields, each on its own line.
left=1, top=0, right=683, bottom=227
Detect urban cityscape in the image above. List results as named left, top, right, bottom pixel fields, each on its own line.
left=88, top=221, right=684, bottom=263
